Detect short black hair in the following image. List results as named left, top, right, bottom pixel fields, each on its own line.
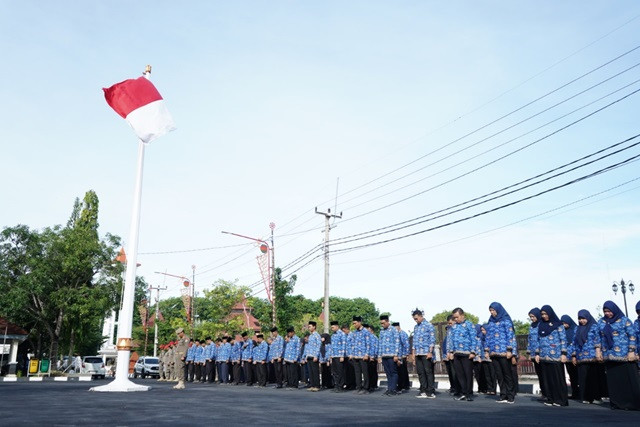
left=411, top=308, right=423, bottom=317
left=341, top=324, right=350, bottom=330
left=330, top=321, right=339, bottom=326
left=270, top=326, right=278, bottom=332
left=392, top=322, right=400, bottom=327
left=308, top=321, right=317, bottom=327
left=205, top=336, right=212, bottom=341
left=241, top=332, right=248, bottom=337
left=446, top=314, right=454, bottom=321
left=286, top=327, right=295, bottom=333
left=379, top=315, right=389, bottom=321
left=256, top=334, right=264, bottom=339
left=452, top=307, right=464, bottom=315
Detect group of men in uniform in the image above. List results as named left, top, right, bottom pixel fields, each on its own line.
left=155, top=315, right=421, bottom=395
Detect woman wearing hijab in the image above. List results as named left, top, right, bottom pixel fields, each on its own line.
left=571, top=309, right=606, bottom=404
left=527, top=308, right=545, bottom=399
left=485, top=302, right=517, bottom=403
left=635, top=301, right=640, bottom=360
left=535, top=305, right=568, bottom=407
left=597, top=300, right=640, bottom=410
left=561, top=315, right=579, bottom=399
left=319, top=333, right=333, bottom=390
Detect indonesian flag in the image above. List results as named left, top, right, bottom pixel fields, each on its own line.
left=103, top=76, right=176, bottom=143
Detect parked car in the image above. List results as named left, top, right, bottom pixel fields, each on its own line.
left=79, top=356, right=106, bottom=379
left=133, top=357, right=159, bottom=379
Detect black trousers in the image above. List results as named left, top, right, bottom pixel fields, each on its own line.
left=232, top=362, right=243, bottom=384
left=286, top=361, right=299, bottom=388
left=368, top=360, right=378, bottom=390
left=533, top=360, right=546, bottom=397
left=331, top=357, right=345, bottom=390
left=604, top=361, right=640, bottom=410
left=493, top=356, right=515, bottom=400
left=540, top=361, right=568, bottom=406
left=397, top=358, right=410, bottom=390
left=351, top=358, right=370, bottom=391
left=415, top=355, right=435, bottom=394
left=445, top=360, right=459, bottom=394
left=273, top=360, right=283, bottom=386
left=187, top=362, right=194, bottom=381
left=195, top=363, right=203, bottom=381
left=345, top=359, right=356, bottom=389
left=256, top=363, right=267, bottom=386
left=307, top=358, right=320, bottom=388
left=452, top=354, right=474, bottom=397
left=321, top=363, right=333, bottom=388
left=482, top=362, right=497, bottom=393
left=205, top=360, right=215, bottom=383
left=564, top=362, right=579, bottom=398
left=577, top=362, right=607, bottom=402
left=243, top=361, right=253, bottom=385
left=473, top=361, right=486, bottom=393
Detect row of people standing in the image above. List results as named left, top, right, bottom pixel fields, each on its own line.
left=527, top=301, right=640, bottom=410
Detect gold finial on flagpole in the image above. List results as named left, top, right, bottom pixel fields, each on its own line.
left=144, top=65, right=152, bottom=75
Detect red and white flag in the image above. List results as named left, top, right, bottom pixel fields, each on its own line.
left=103, top=76, right=176, bottom=143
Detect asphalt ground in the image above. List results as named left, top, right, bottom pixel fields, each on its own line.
left=0, top=379, right=638, bottom=426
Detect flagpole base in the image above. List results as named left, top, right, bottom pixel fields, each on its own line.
left=90, top=378, right=150, bottom=392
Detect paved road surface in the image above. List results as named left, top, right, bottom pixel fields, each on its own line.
left=1, top=379, right=637, bottom=426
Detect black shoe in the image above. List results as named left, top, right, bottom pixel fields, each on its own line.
left=465, top=396, right=474, bottom=401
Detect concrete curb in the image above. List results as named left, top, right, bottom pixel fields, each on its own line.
left=0, top=375, right=95, bottom=382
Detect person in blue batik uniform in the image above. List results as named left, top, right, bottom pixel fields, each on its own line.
left=598, top=300, right=640, bottom=410
left=349, top=316, right=371, bottom=394
left=218, top=336, right=232, bottom=384
left=479, top=324, right=497, bottom=395
left=377, top=315, right=400, bottom=396
left=329, top=321, right=347, bottom=392
left=283, top=327, right=300, bottom=390
left=634, top=300, right=640, bottom=359
left=561, top=314, right=579, bottom=399
left=319, top=333, right=333, bottom=389
left=269, top=327, right=284, bottom=388
left=535, top=305, right=568, bottom=407
left=412, top=309, right=436, bottom=398
left=303, top=321, right=322, bottom=392
left=443, top=315, right=460, bottom=396
left=186, top=339, right=196, bottom=382
left=527, top=308, right=545, bottom=399
left=571, top=309, right=607, bottom=404
left=448, top=308, right=479, bottom=401
left=365, top=324, right=379, bottom=392
left=241, top=332, right=254, bottom=386
left=204, top=337, right=216, bottom=384
left=394, top=322, right=411, bottom=393
left=231, top=336, right=243, bottom=385
left=252, top=334, right=268, bottom=387
left=194, top=340, right=206, bottom=382
left=485, top=302, right=517, bottom=404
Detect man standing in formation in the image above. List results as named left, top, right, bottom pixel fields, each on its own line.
left=448, top=308, right=478, bottom=401
left=284, top=326, right=300, bottom=390
left=412, top=308, right=436, bottom=399
left=330, top=321, right=346, bottom=392
left=304, top=321, right=322, bottom=392
left=350, top=316, right=371, bottom=394
left=394, top=322, right=411, bottom=392
left=378, top=315, right=400, bottom=396
left=269, top=327, right=284, bottom=388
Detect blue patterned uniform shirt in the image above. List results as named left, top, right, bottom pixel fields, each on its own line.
left=527, top=325, right=539, bottom=356
left=241, top=340, right=254, bottom=361
left=230, top=342, right=242, bottom=362
left=304, top=332, right=322, bottom=359
left=252, top=341, right=268, bottom=362
left=350, top=327, right=371, bottom=358
left=598, top=317, right=637, bottom=361
left=368, top=332, right=379, bottom=358
left=378, top=325, right=400, bottom=357
left=572, top=323, right=601, bottom=362
left=536, top=325, right=566, bottom=361
left=398, top=329, right=410, bottom=357
left=448, top=320, right=479, bottom=355
left=412, top=320, right=436, bottom=355
left=217, top=342, right=231, bottom=362
left=194, top=345, right=205, bottom=363
left=186, top=345, right=196, bottom=362
left=330, top=329, right=347, bottom=358
left=269, top=335, right=284, bottom=361
left=283, top=335, right=300, bottom=362
left=346, top=331, right=355, bottom=357
left=485, top=319, right=516, bottom=356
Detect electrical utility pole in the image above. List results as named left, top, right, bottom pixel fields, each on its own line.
left=270, top=222, right=277, bottom=326
left=148, top=284, right=167, bottom=357
left=315, top=207, right=342, bottom=333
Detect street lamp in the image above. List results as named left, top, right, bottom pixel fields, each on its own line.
left=222, top=229, right=276, bottom=326
left=611, top=278, right=635, bottom=317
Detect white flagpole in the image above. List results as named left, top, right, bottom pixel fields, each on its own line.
left=92, top=66, right=154, bottom=392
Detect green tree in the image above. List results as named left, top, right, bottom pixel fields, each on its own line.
left=512, top=319, right=530, bottom=336
left=430, top=309, right=479, bottom=325
left=0, top=191, right=122, bottom=364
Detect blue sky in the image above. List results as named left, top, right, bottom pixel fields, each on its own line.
left=2, top=2, right=640, bottom=328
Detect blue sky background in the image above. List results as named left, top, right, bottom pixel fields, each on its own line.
left=2, top=2, right=640, bottom=327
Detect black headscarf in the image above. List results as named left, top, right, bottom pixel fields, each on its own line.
left=602, top=300, right=624, bottom=350
left=575, top=309, right=596, bottom=347
left=528, top=307, right=541, bottom=328
left=560, top=315, right=577, bottom=344
left=538, top=305, right=561, bottom=337
left=320, top=333, right=331, bottom=358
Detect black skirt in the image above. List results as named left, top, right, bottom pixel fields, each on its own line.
left=604, top=361, right=640, bottom=410
left=540, top=361, right=568, bottom=406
